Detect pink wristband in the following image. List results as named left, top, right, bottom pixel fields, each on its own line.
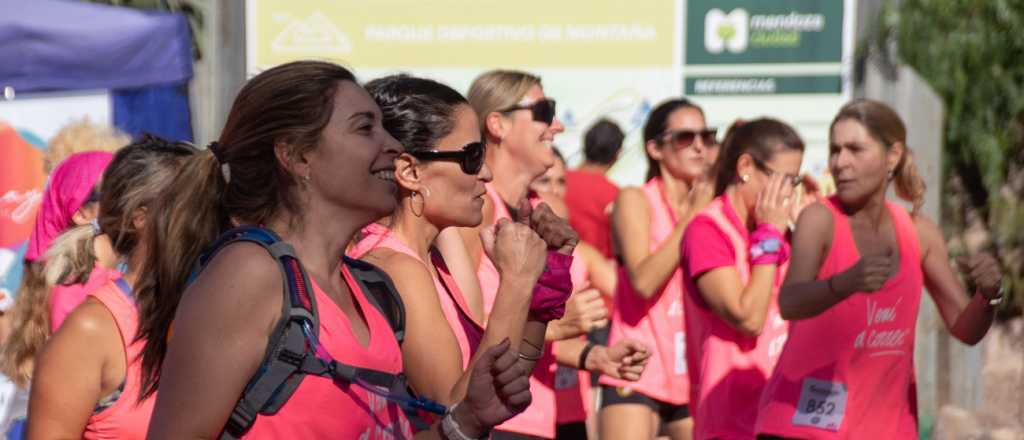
left=749, top=223, right=790, bottom=266
left=528, top=251, right=575, bottom=322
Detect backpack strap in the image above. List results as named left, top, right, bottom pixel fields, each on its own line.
left=190, top=227, right=321, bottom=440
left=343, top=256, right=406, bottom=346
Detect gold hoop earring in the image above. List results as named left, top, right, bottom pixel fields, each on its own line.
left=410, top=191, right=425, bottom=217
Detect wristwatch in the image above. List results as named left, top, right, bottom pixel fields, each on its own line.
left=750, top=237, right=782, bottom=259
left=442, top=404, right=486, bottom=440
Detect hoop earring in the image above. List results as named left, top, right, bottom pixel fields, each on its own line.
left=410, top=191, right=425, bottom=217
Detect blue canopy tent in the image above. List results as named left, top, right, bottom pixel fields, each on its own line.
left=0, top=0, right=194, bottom=141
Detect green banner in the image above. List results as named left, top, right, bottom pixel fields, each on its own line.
left=685, top=0, right=844, bottom=65
left=685, top=75, right=841, bottom=95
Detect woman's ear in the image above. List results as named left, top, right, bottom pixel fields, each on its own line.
left=273, top=141, right=311, bottom=181
left=131, top=207, right=148, bottom=230
left=886, top=141, right=905, bottom=175
left=736, top=153, right=756, bottom=183
left=394, top=153, right=423, bottom=193
left=644, top=140, right=663, bottom=163
left=484, top=112, right=507, bottom=144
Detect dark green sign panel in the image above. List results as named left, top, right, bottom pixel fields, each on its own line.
left=685, top=0, right=844, bottom=65
left=685, top=75, right=841, bottom=95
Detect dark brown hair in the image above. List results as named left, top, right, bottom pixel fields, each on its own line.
left=830, top=99, right=925, bottom=213
left=643, top=99, right=705, bottom=181
left=712, top=118, right=805, bottom=196
left=135, top=61, right=358, bottom=398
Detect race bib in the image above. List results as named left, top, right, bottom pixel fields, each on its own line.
left=674, top=331, right=687, bottom=375
left=554, top=365, right=579, bottom=390
left=791, top=378, right=848, bottom=431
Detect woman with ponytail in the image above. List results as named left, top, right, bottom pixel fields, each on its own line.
left=755, top=99, right=1003, bottom=439
left=27, top=136, right=196, bottom=439
left=134, top=61, right=534, bottom=439
left=679, top=118, right=805, bottom=440
left=0, top=151, right=113, bottom=418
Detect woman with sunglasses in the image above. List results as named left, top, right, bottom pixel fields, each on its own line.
left=755, top=100, right=1002, bottom=439
left=600, top=98, right=716, bottom=440
left=456, top=70, right=591, bottom=440
left=679, top=118, right=805, bottom=440
left=134, top=61, right=535, bottom=439
left=351, top=74, right=555, bottom=413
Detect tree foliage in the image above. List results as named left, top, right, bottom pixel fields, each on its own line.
left=866, top=0, right=1024, bottom=318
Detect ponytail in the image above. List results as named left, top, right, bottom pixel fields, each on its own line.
left=42, top=225, right=97, bottom=287
left=0, top=226, right=99, bottom=387
left=136, top=150, right=227, bottom=398
left=893, top=146, right=926, bottom=215
left=0, top=263, right=48, bottom=387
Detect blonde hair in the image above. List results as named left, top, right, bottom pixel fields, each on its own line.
left=467, top=70, right=541, bottom=139
left=0, top=262, right=47, bottom=387
left=45, top=118, right=130, bottom=173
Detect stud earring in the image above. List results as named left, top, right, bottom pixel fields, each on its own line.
left=741, top=174, right=750, bottom=183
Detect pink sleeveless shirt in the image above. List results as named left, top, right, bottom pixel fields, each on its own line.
left=680, top=194, right=790, bottom=439
left=554, top=256, right=594, bottom=425
left=350, top=223, right=484, bottom=368
left=243, top=264, right=413, bottom=439
left=600, top=178, right=689, bottom=405
left=50, top=264, right=118, bottom=332
left=83, top=276, right=154, bottom=440
left=755, top=197, right=922, bottom=439
left=480, top=183, right=558, bottom=438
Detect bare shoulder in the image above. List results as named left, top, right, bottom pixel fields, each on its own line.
left=185, top=241, right=285, bottom=329
left=52, top=297, right=118, bottom=344
left=911, top=213, right=944, bottom=257
left=794, top=201, right=834, bottom=231
left=613, top=187, right=649, bottom=218
left=369, top=251, right=438, bottom=302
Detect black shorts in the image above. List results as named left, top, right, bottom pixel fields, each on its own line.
left=600, top=385, right=690, bottom=423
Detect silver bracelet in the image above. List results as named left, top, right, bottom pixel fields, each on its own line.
left=986, top=286, right=1006, bottom=306
left=441, top=403, right=485, bottom=440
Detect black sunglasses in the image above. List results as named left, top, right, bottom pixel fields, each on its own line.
left=408, top=141, right=486, bottom=175
left=659, top=128, right=718, bottom=150
left=752, top=157, right=802, bottom=187
left=499, top=99, right=557, bottom=125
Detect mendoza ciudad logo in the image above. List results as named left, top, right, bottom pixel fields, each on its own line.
left=705, top=7, right=826, bottom=54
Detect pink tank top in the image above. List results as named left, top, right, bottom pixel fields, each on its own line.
left=554, top=256, right=593, bottom=424
left=480, top=183, right=557, bottom=438
left=755, top=197, right=922, bottom=439
left=82, top=276, right=154, bottom=440
left=50, top=264, right=118, bottom=332
left=680, top=195, right=790, bottom=439
left=350, top=223, right=484, bottom=368
left=243, top=264, right=413, bottom=439
left=600, top=178, right=689, bottom=405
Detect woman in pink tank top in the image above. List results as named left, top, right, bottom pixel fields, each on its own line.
left=27, top=137, right=196, bottom=439
left=601, top=99, right=720, bottom=440
left=0, top=151, right=113, bottom=392
left=350, top=75, right=555, bottom=416
left=680, top=119, right=807, bottom=440
left=134, top=62, right=534, bottom=440
left=531, top=150, right=651, bottom=440
left=756, top=100, right=1003, bottom=439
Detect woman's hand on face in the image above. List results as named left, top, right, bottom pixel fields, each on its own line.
left=481, top=217, right=547, bottom=285
left=754, top=173, right=793, bottom=233
left=956, top=253, right=1003, bottom=300
left=521, top=201, right=579, bottom=255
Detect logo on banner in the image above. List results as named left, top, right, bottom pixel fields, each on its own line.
left=271, top=11, right=353, bottom=55
left=705, top=8, right=749, bottom=54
